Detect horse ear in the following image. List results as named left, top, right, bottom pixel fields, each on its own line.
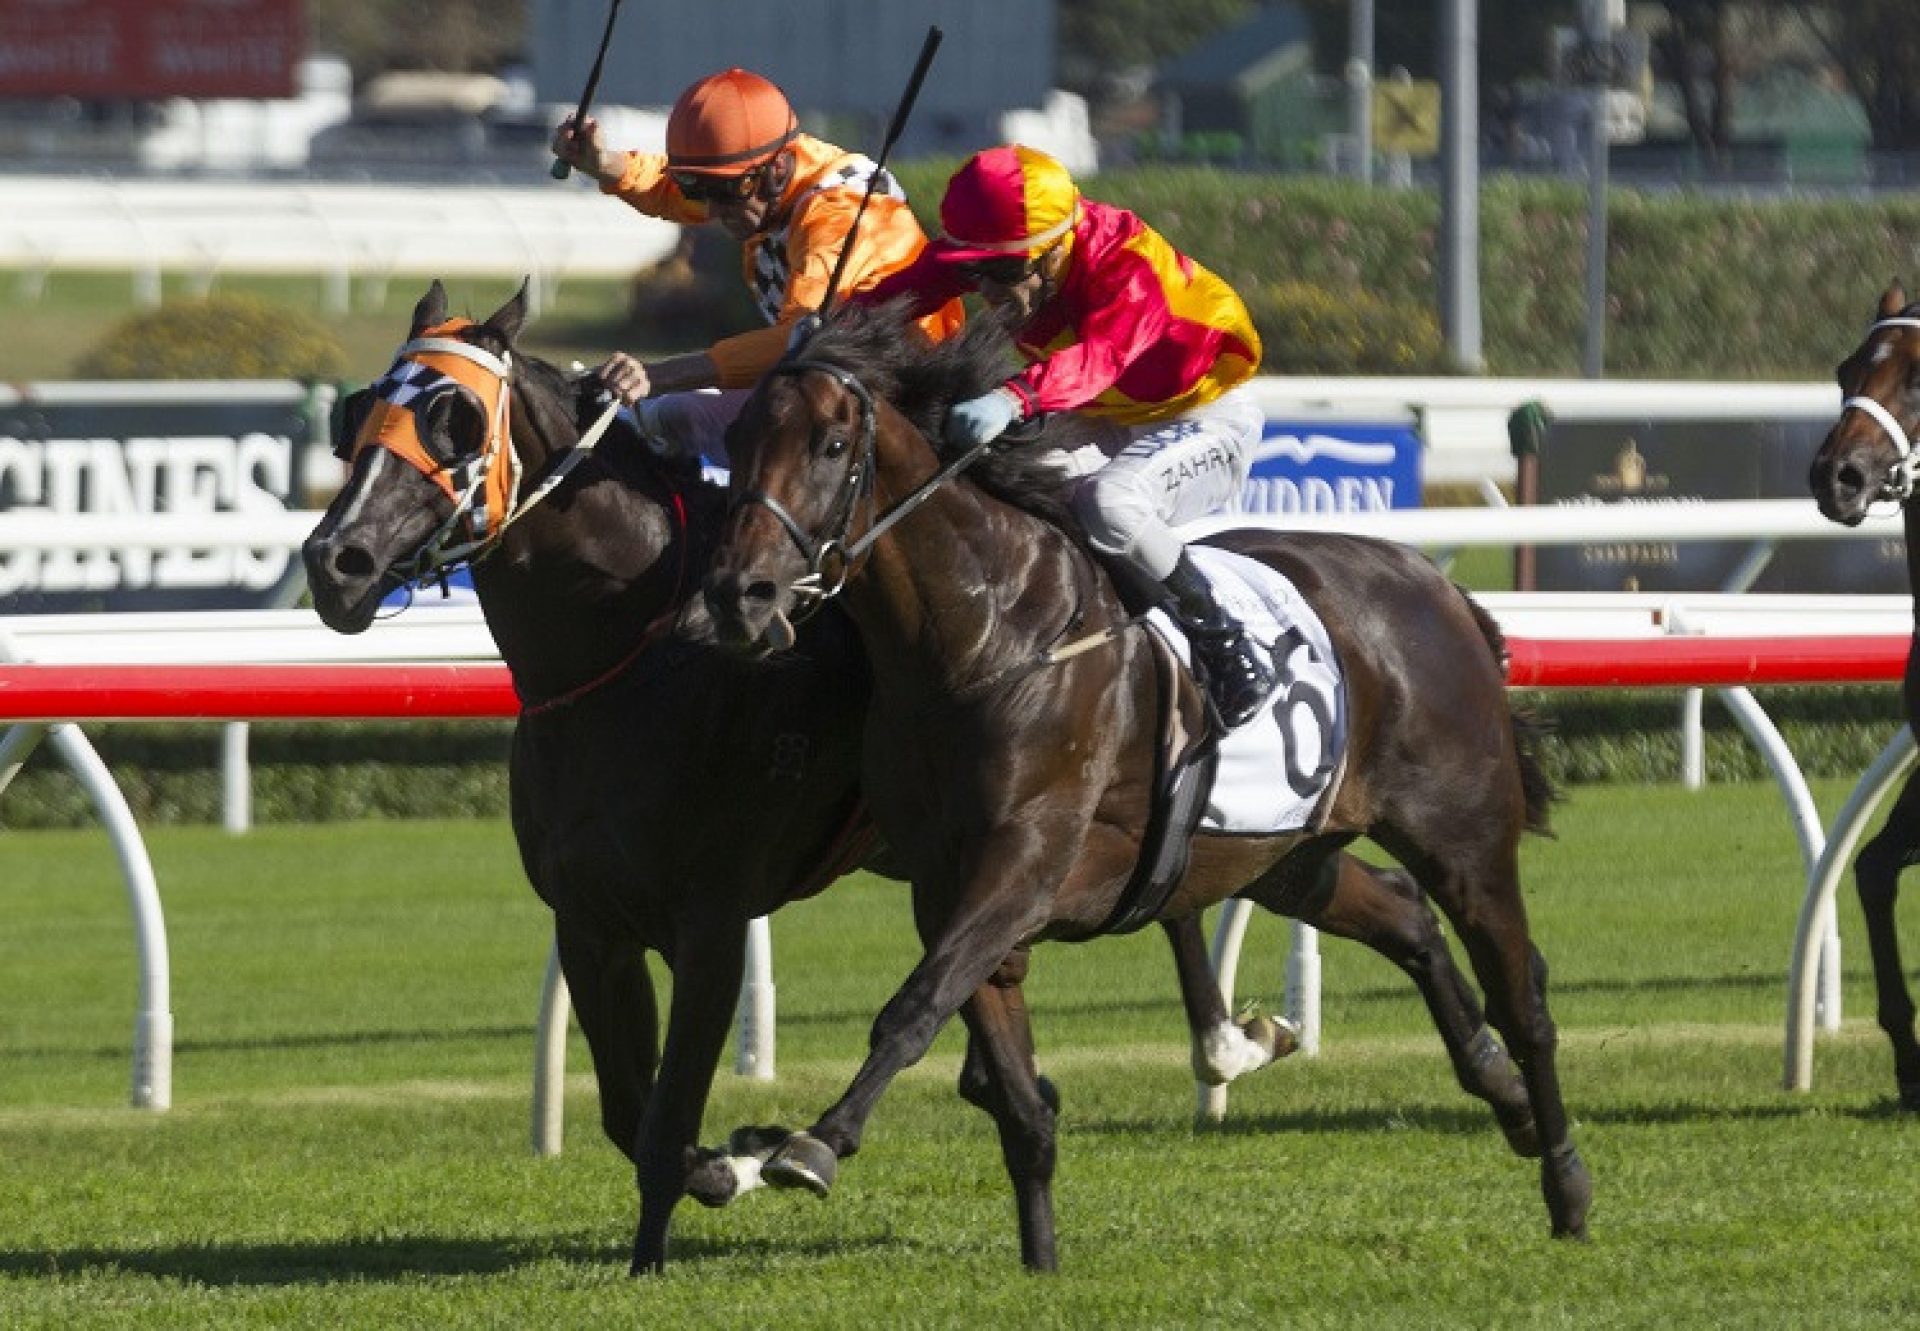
left=411, top=280, right=449, bottom=336
left=1880, top=278, right=1908, bottom=319
left=484, top=279, right=531, bottom=348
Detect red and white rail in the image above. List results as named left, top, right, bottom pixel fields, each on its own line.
left=1, top=494, right=1909, bottom=1132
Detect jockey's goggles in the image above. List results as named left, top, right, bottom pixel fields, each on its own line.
left=671, top=166, right=764, bottom=203
left=955, top=254, right=1041, bottom=286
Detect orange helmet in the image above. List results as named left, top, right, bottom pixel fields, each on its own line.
left=665, top=68, right=798, bottom=175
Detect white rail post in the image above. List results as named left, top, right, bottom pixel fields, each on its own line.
left=221, top=721, right=251, bottom=834
left=735, top=916, right=776, bottom=1080
left=532, top=939, right=570, bottom=1156
left=1785, top=729, right=1918, bottom=1091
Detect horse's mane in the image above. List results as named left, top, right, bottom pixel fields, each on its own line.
left=794, top=301, right=1120, bottom=532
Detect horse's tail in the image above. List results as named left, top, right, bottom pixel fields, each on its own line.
left=1458, top=585, right=1559, bottom=837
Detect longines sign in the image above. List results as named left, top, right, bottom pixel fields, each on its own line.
left=0, top=384, right=323, bottom=613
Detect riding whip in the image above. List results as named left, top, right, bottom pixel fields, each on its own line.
left=550, top=0, right=627, bottom=180
left=811, top=24, right=943, bottom=324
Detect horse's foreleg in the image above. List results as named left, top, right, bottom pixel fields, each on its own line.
left=1161, top=913, right=1297, bottom=1087
left=554, top=913, right=659, bottom=1164
left=1854, top=792, right=1920, bottom=1108
left=956, top=954, right=1060, bottom=1271
left=629, top=911, right=749, bottom=1275
left=759, top=843, right=1057, bottom=1199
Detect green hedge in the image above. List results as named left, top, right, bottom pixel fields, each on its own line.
left=0, top=695, right=1904, bottom=829
left=76, top=291, right=347, bottom=380
left=889, top=163, right=1920, bottom=379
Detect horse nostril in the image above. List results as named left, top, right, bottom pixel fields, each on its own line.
left=333, top=545, right=376, bottom=579
left=1837, top=462, right=1866, bottom=496
left=742, top=579, right=779, bottom=607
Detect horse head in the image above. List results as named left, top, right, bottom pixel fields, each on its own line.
left=303, top=279, right=603, bottom=632
left=1811, top=279, right=1920, bottom=527
left=690, top=303, right=1066, bottom=654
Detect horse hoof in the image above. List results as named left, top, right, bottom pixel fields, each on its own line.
left=684, top=1147, right=745, bottom=1208
left=763, top=1131, right=837, bottom=1198
left=1243, top=1013, right=1301, bottom=1062
left=1542, top=1143, right=1593, bottom=1239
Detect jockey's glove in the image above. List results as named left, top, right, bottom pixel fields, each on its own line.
left=944, top=387, right=1023, bottom=449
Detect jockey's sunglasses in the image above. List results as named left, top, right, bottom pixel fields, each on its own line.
left=955, top=254, right=1038, bottom=286
left=670, top=167, right=764, bottom=204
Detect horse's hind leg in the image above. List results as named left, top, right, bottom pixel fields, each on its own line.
left=953, top=949, right=1061, bottom=1270
left=1161, top=913, right=1299, bottom=1087
left=1854, top=769, right=1920, bottom=1108
left=1241, top=848, right=1537, bottom=1154
left=1390, top=834, right=1589, bottom=1240
left=554, top=912, right=659, bottom=1164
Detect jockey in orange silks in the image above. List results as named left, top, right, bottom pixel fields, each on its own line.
left=552, top=68, right=961, bottom=462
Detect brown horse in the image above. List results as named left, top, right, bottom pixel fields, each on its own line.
left=300, top=283, right=1301, bottom=1272
left=303, top=282, right=882, bottom=1272
left=1809, top=278, right=1920, bottom=1109
left=687, top=304, right=1589, bottom=1269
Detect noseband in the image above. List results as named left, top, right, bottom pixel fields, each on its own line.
left=735, top=361, right=879, bottom=612
left=1841, top=316, right=1920, bottom=505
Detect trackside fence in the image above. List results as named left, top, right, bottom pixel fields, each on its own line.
left=0, top=501, right=1907, bottom=1148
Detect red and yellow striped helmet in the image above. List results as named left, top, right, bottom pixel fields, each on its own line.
left=932, top=144, right=1080, bottom=264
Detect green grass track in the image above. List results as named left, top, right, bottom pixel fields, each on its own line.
left=3, top=782, right=1919, bottom=1327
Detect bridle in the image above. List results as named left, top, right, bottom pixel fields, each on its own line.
left=734, top=359, right=1000, bottom=618
left=1840, top=316, right=1920, bottom=506
left=342, top=319, right=622, bottom=586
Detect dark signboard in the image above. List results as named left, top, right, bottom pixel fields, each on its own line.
left=1532, top=412, right=1903, bottom=593
left=0, top=0, right=304, bottom=101
left=0, top=386, right=322, bottom=613
left=1236, top=416, right=1422, bottom=515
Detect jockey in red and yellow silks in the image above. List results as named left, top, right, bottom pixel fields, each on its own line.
left=863, top=148, right=1260, bottom=427
left=552, top=68, right=961, bottom=459
left=860, top=144, right=1277, bottom=729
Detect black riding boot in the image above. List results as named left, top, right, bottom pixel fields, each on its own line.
left=1161, top=552, right=1277, bottom=729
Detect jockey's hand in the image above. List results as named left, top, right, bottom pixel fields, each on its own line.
left=944, top=388, right=1022, bottom=449
left=551, top=115, right=618, bottom=183
left=595, top=352, right=653, bottom=406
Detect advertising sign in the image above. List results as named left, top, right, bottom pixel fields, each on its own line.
left=0, top=384, right=325, bottom=613
left=0, top=0, right=304, bottom=100
left=1533, top=412, right=1904, bottom=593
left=1236, top=414, right=1422, bottom=515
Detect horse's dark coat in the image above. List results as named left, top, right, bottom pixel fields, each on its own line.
left=692, top=303, right=1589, bottom=1268
left=302, top=283, right=873, bottom=1273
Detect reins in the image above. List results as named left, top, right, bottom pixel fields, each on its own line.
left=1842, top=316, right=1920, bottom=506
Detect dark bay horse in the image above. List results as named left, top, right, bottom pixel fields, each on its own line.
left=688, top=304, right=1589, bottom=1268
left=300, top=282, right=1297, bottom=1272
left=1809, top=278, right=1920, bottom=1109
left=303, top=282, right=878, bottom=1271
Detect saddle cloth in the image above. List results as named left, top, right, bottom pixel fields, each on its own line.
left=1144, top=544, right=1347, bottom=836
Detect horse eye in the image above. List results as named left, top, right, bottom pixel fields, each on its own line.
left=822, top=435, right=848, bottom=459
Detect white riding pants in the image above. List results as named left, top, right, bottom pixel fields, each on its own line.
left=1066, top=385, right=1264, bottom=581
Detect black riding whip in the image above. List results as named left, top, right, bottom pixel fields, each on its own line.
left=549, top=0, right=627, bottom=180
left=811, top=24, right=943, bottom=325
